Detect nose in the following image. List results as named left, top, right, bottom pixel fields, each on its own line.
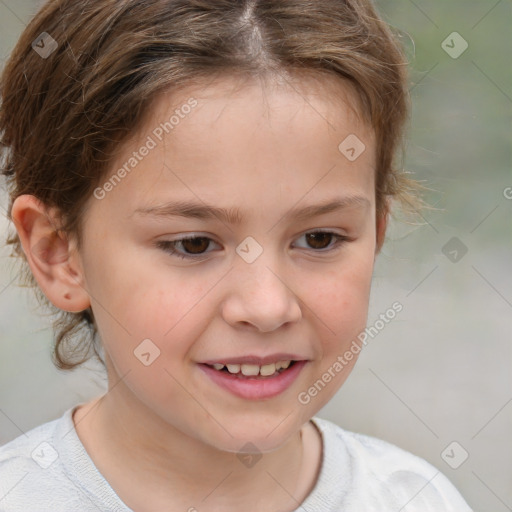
left=221, top=255, right=302, bottom=333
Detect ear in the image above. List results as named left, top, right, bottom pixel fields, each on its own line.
left=375, top=201, right=389, bottom=255
left=10, top=194, right=91, bottom=313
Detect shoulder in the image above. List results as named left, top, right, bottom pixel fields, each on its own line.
left=0, top=413, right=61, bottom=473
left=0, top=407, right=111, bottom=512
left=310, top=417, right=473, bottom=512
left=0, top=414, right=63, bottom=510
left=0, top=405, right=131, bottom=511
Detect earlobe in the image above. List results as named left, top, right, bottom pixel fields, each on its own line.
left=10, top=194, right=91, bottom=313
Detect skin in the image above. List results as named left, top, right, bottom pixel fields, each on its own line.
left=12, top=73, right=387, bottom=512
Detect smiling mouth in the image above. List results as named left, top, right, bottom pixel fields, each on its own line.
left=199, top=360, right=307, bottom=400
left=203, top=360, right=297, bottom=379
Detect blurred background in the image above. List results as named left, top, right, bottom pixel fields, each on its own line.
left=0, top=1, right=510, bottom=510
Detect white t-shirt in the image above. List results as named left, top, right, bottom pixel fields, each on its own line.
left=0, top=406, right=473, bottom=511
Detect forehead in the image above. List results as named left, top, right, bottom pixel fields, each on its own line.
left=96, top=73, right=376, bottom=221
left=147, top=71, right=370, bottom=140
left=123, top=71, right=372, bottom=156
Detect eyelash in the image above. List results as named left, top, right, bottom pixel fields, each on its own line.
left=156, top=231, right=350, bottom=260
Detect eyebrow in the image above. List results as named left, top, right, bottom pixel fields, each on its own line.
left=133, top=195, right=370, bottom=225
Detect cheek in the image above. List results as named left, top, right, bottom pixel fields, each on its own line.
left=304, top=248, right=374, bottom=349
left=86, top=249, right=218, bottom=374
left=83, top=235, right=205, bottom=335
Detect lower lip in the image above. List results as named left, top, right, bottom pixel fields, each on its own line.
left=198, top=361, right=307, bottom=400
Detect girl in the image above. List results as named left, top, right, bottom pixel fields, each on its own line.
left=0, top=1, right=472, bottom=510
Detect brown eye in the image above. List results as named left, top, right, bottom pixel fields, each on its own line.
left=305, top=232, right=334, bottom=250
left=157, top=231, right=348, bottom=261
left=180, top=237, right=211, bottom=254
left=293, top=231, right=349, bottom=254
left=156, top=236, right=218, bottom=259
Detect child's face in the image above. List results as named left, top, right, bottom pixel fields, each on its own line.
left=73, top=75, right=383, bottom=452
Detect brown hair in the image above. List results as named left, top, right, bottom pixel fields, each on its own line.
left=0, top=0, right=418, bottom=370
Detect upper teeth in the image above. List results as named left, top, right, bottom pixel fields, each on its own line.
left=211, top=360, right=291, bottom=376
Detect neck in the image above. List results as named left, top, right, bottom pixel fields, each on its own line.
left=73, top=385, right=312, bottom=511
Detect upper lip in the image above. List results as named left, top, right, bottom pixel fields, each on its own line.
left=200, top=354, right=307, bottom=366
